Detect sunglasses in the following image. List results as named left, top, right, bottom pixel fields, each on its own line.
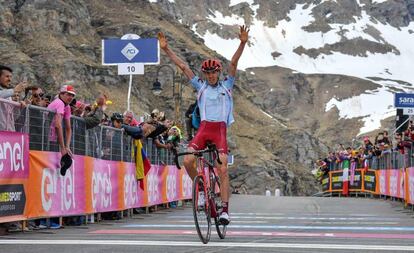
left=33, top=93, right=44, bottom=98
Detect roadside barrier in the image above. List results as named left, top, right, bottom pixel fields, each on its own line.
left=0, top=98, right=192, bottom=224
left=322, top=155, right=414, bottom=206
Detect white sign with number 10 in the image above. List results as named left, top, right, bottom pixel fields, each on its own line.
left=118, top=63, right=144, bottom=75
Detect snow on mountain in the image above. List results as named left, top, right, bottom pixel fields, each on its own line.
left=185, top=1, right=414, bottom=135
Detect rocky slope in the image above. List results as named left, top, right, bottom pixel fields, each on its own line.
left=2, top=0, right=383, bottom=196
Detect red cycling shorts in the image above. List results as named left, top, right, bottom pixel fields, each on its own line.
left=189, top=121, right=228, bottom=154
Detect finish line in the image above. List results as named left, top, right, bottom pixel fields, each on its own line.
left=1, top=240, right=414, bottom=251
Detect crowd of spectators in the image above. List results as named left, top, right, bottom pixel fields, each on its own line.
left=0, top=64, right=184, bottom=151
left=314, top=124, right=414, bottom=182
left=0, top=64, right=186, bottom=233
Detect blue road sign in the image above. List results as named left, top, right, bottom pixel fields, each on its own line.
left=102, top=38, right=159, bottom=65
left=395, top=93, right=414, bottom=108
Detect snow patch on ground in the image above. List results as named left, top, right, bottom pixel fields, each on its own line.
left=189, top=2, right=414, bottom=134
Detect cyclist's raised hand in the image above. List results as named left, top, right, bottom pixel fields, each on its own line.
left=239, top=25, right=249, bottom=44
left=158, top=32, right=168, bottom=50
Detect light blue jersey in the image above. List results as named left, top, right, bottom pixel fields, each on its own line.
left=190, top=75, right=235, bottom=127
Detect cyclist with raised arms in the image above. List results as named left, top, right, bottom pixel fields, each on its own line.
left=158, top=25, right=249, bottom=225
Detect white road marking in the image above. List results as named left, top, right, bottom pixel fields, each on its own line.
left=122, top=224, right=414, bottom=231
left=176, top=220, right=267, bottom=224
left=168, top=215, right=402, bottom=221
left=1, top=240, right=414, bottom=251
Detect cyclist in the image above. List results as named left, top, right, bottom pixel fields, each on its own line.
left=158, top=25, right=249, bottom=225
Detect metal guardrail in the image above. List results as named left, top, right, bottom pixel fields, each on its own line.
left=0, top=98, right=178, bottom=165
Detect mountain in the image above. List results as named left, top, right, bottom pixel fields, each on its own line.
left=153, top=0, right=414, bottom=138
left=4, top=0, right=411, bottom=196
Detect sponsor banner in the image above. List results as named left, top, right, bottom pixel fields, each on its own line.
left=165, top=165, right=180, bottom=202
left=349, top=169, right=362, bottom=191
left=26, top=151, right=85, bottom=218
left=146, top=165, right=166, bottom=206
left=330, top=171, right=343, bottom=192
left=363, top=170, right=377, bottom=193
left=399, top=169, right=405, bottom=199
left=180, top=168, right=192, bottom=200
left=0, top=184, right=26, bottom=218
left=406, top=167, right=414, bottom=204
left=321, top=173, right=330, bottom=192
left=122, top=162, right=144, bottom=210
left=388, top=169, right=399, bottom=198
left=0, top=131, right=29, bottom=179
left=378, top=169, right=388, bottom=195
left=89, top=159, right=121, bottom=213
left=6, top=150, right=191, bottom=221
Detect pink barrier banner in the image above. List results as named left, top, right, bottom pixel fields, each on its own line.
left=123, top=162, right=145, bottom=209
left=0, top=131, right=29, bottom=179
left=399, top=169, right=405, bottom=199
left=146, top=165, right=165, bottom=206
left=90, top=159, right=120, bottom=213
left=407, top=167, right=414, bottom=204
left=378, top=169, right=388, bottom=195
left=165, top=165, right=180, bottom=202
left=20, top=151, right=192, bottom=220
left=388, top=169, right=399, bottom=198
left=180, top=168, right=192, bottom=200
left=27, top=152, right=85, bottom=218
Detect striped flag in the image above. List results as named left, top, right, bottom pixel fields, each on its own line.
left=134, top=140, right=151, bottom=190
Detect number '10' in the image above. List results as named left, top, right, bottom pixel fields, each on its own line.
left=127, top=66, right=135, bottom=72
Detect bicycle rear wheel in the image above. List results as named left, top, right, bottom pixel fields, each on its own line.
left=192, top=175, right=211, bottom=244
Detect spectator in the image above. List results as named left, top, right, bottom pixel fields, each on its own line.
left=184, top=101, right=198, bottom=141
left=47, top=83, right=75, bottom=157
left=326, top=152, right=336, bottom=170
left=167, top=125, right=182, bottom=148
left=83, top=93, right=107, bottom=129
left=0, top=65, right=27, bottom=99
left=70, top=99, right=86, bottom=117
left=28, top=87, right=47, bottom=150
left=374, top=132, right=386, bottom=146
left=149, top=108, right=160, bottom=124
left=357, top=147, right=366, bottom=167
left=383, top=130, right=391, bottom=145
left=395, top=132, right=411, bottom=154
left=0, top=65, right=27, bottom=131
left=110, top=112, right=123, bottom=129
left=363, top=137, right=374, bottom=154
left=314, top=159, right=329, bottom=183
left=30, top=87, right=48, bottom=107
left=150, top=119, right=173, bottom=150
left=43, top=94, right=52, bottom=107
left=111, top=112, right=155, bottom=140
left=11, top=92, right=20, bottom=102
left=123, top=110, right=139, bottom=126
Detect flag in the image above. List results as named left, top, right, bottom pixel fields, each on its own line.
left=342, top=160, right=349, bottom=196
left=134, top=140, right=151, bottom=190
left=350, top=161, right=356, bottom=186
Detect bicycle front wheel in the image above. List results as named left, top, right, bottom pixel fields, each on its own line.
left=211, top=179, right=227, bottom=239
left=192, top=175, right=211, bottom=244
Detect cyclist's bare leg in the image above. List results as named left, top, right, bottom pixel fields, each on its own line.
left=216, top=153, right=229, bottom=202
left=183, top=147, right=198, bottom=179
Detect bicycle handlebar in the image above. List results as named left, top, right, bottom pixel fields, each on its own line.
left=173, top=144, right=222, bottom=170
